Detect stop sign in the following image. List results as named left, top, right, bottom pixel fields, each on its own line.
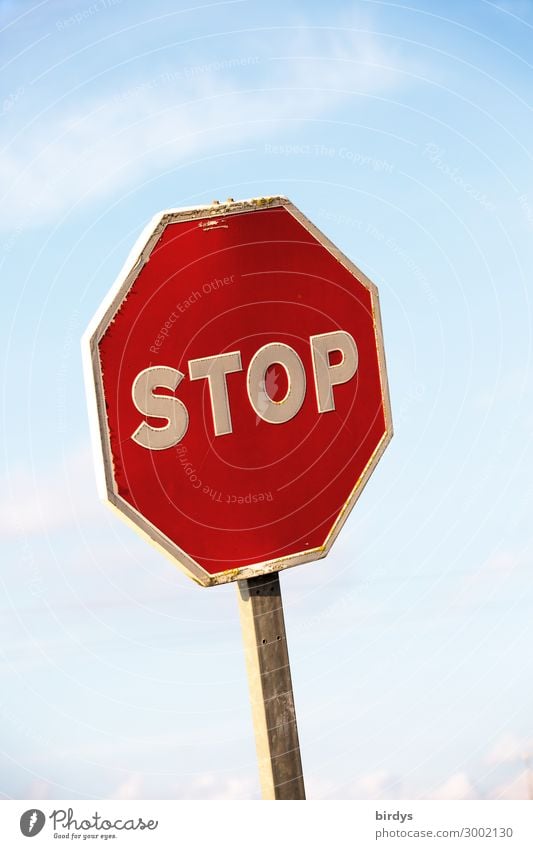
left=84, top=197, right=392, bottom=586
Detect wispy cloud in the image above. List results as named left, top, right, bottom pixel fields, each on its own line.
left=485, top=732, right=533, bottom=765
left=28, top=769, right=258, bottom=800
left=349, top=769, right=403, bottom=799
left=0, top=441, right=101, bottom=538
left=113, top=771, right=257, bottom=800
left=490, top=771, right=531, bottom=800
left=426, top=772, right=477, bottom=800
left=111, top=771, right=144, bottom=800
left=0, top=21, right=405, bottom=229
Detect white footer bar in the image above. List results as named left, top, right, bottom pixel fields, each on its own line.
left=1, top=800, right=532, bottom=848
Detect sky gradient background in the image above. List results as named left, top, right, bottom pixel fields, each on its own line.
left=1, top=0, right=533, bottom=800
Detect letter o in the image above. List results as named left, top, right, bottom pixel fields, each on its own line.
left=247, top=342, right=306, bottom=424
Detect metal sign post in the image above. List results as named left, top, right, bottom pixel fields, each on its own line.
left=238, top=572, right=305, bottom=800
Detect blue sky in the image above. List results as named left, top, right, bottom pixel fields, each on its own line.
left=1, top=0, right=532, bottom=800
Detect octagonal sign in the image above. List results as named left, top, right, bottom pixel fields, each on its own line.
left=83, top=197, right=392, bottom=586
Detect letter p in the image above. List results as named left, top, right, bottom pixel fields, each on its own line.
left=311, top=331, right=358, bottom=413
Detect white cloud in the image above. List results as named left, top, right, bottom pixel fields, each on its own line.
left=0, top=441, right=101, bottom=538
left=0, top=22, right=405, bottom=229
left=25, top=768, right=258, bottom=800
left=485, top=733, right=533, bottom=765
left=350, top=769, right=402, bottom=799
left=27, top=778, right=54, bottom=799
left=186, top=772, right=256, bottom=800
left=109, top=770, right=257, bottom=800
left=112, top=771, right=144, bottom=800
left=490, top=771, right=532, bottom=800
left=426, top=772, right=476, bottom=800
left=451, top=550, right=523, bottom=607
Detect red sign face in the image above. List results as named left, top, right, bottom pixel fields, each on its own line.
left=84, top=197, right=392, bottom=586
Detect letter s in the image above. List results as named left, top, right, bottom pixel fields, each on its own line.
left=131, top=366, right=189, bottom=450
